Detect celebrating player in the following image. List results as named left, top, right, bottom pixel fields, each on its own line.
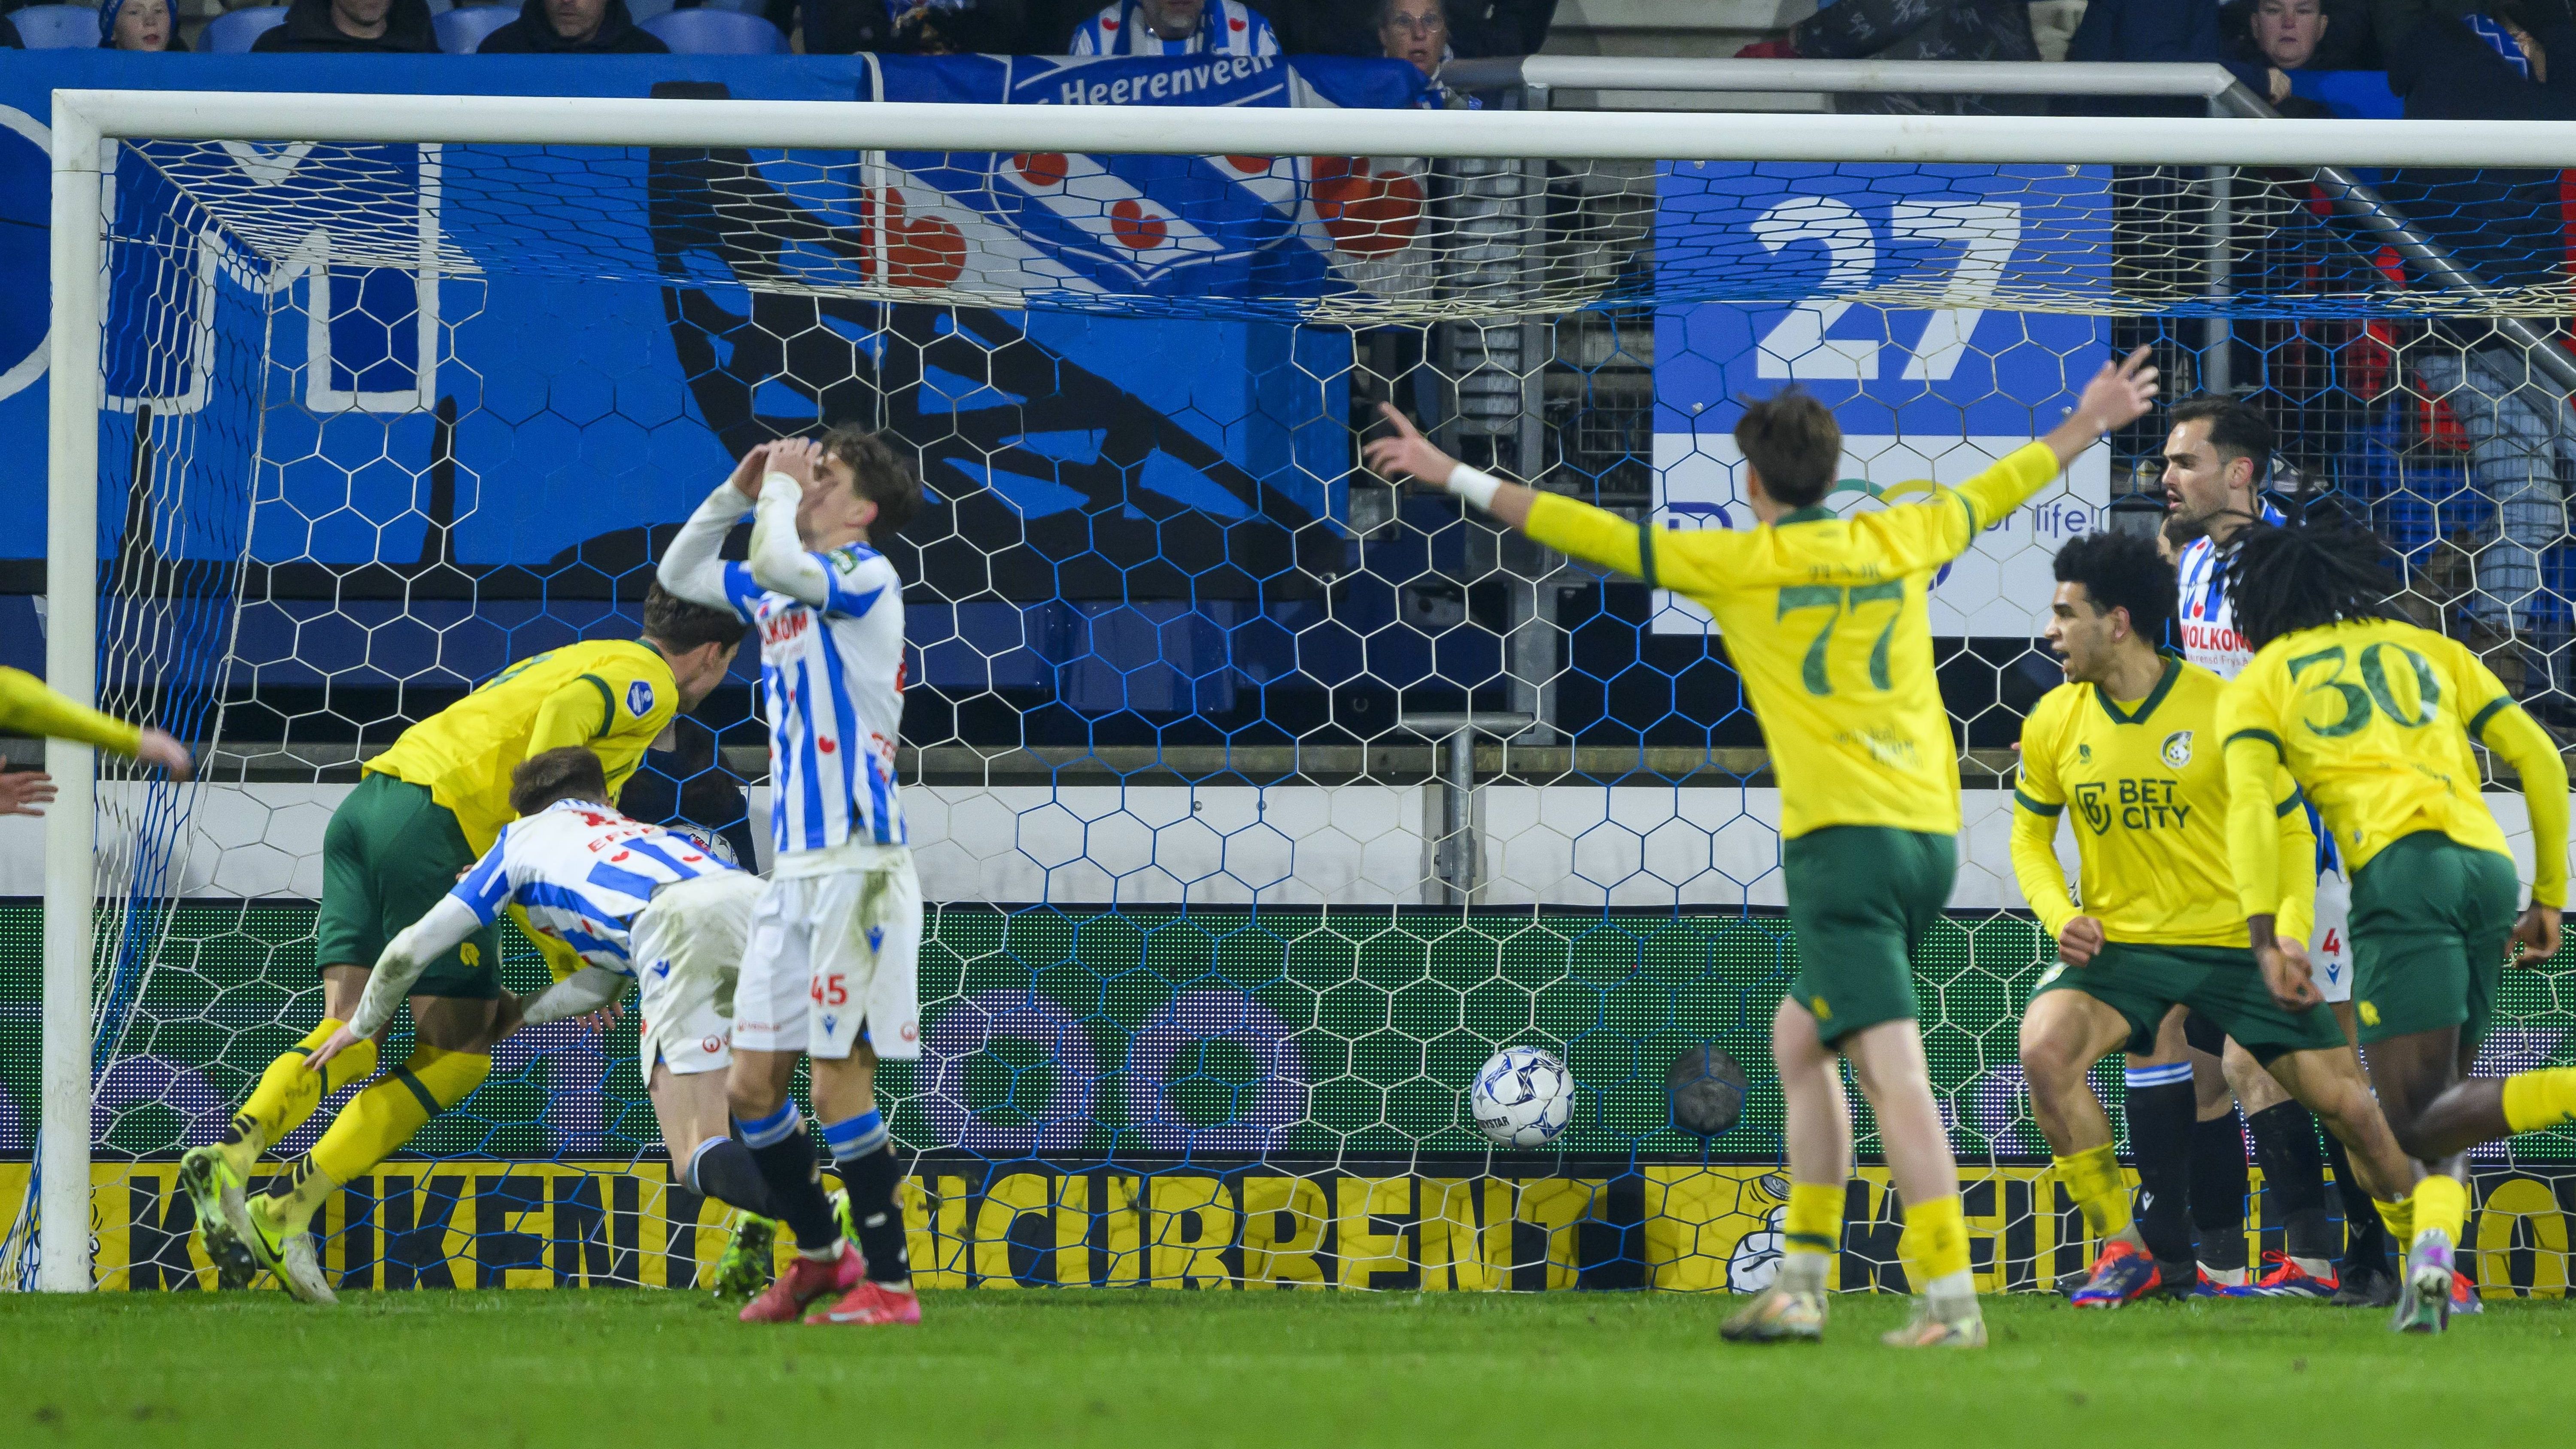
left=304, top=747, right=778, bottom=1300
left=658, top=431, right=925, bottom=1327
left=1365, top=347, right=2160, bottom=1347
left=2164, top=397, right=2382, bottom=1301
left=2220, top=516, right=2576, bottom=1333
left=2010, top=531, right=2417, bottom=1308
left=181, top=586, right=746, bottom=1300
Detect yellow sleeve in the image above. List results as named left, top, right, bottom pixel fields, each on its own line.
left=1934, top=442, right=2064, bottom=563
left=1523, top=493, right=1652, bottom=582
left=525, top=676, right=615, bottom=759
left=0, top=668, right=143, bottom=756
left=2220, top=675, right=2290, bottom=923
left=582, top=653, right=681, bottom=802
left=2008, top=698, right=2077, bottom=938
left=2270, top=768, right=2318, bottom=946
left=2478, top=700, right=2570, bottom=909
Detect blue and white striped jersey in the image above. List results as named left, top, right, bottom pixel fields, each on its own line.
left=1069, top=0, right=1277, bottom=56
left=720, top=549, right=909, bottom=856
left=2174, top=498, right=2287, bottom=680
left=451, top=799, right=742, bottom=974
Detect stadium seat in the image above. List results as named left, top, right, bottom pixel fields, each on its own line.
left=693, top=0, right=768, bottom=15
left=623, top=0, right=673, bottom=20
left=641, top=6, right=783, bottom=51
left=197, top=4, right=288, bottom=48
left=11, top=4, right=105, bottom=48
left=433, top=2, right=516, bottom=51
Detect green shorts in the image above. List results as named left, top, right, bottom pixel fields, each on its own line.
left=2033, top=941, right=2345, bottom=1063
left=315, top=773, right=501, bottom=999
left=2349, top=830, right=2519, bottom=1048
left=1783, top=826, right=1956, bottom=1046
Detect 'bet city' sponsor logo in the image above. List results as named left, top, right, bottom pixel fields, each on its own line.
left=2074, top=778, right=2193, bottom=835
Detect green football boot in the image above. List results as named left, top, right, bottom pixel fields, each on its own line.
left=176, top=1146, right=257, bottom=1291
left=713, top=1214, right=778, bottom=1300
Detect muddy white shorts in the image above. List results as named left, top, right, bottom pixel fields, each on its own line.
left=629, top=869, right=764, bottom=1077
left=732, top=842, right=921, bottom=1061
left=2310, top=866, right=2353, bottom=1005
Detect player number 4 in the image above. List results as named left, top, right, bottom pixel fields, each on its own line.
left=1777, top=581, right=1904, bottom=696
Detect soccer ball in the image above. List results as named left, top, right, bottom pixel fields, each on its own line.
left=1470, top=1045, right=1574, bottom=1148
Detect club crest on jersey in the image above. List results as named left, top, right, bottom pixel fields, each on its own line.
left=627, top=680, right=655, bottom=716
left=2077, top=743, right=2092, bottom=763
left=2160, top=730, right=2193, bottom=768
left=2075, top=781, right=2111, bottom=835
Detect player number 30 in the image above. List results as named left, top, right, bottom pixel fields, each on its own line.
left=2288, top=641, right=2440, bottom=737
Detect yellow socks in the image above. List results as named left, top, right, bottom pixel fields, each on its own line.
left=265, top=1045, right=489, bottom=1236
left=1901, top=1193, right=1977, bottom=1318
left=2411, top=1173, right=2468, bottom=1249
left=222, top=1019, right=377, bottom=1176
left=2375, top=1194, right=2414, bottom=1244
left=1778, top=1182, right=1841, bottom=1294
left=2501, top=1068, right=2576, bottom=1133
left=2054, top=1145, right=2133, bottom=1243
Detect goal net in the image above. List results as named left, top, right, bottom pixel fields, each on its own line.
left=15, top=82, right=2576, bottom=1296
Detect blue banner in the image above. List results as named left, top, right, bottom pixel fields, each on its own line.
left=0, top=52, right=1424, bottom=602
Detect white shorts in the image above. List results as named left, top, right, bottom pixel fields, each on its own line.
left=2309, top=867, right=2353, bottom=1005
left=733, top=844, right=922, bottom=1062
left=629, top=870, right=765, bottom=1077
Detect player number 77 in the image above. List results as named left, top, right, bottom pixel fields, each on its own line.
left=1777, top=580, right=1905, bottom=696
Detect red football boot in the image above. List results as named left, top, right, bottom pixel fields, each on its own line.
left=739, top=1247, right=865, bottom=1324
left=808, top=1279, right=923, bottom=1326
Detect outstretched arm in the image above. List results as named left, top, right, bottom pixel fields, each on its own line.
left=0, top=668, right=193, bottom=783
left=516, top=965, right=630, bottom=1027
left=659, top=445, right=767, bottom=612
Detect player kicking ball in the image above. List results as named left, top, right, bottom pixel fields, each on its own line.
left=2220, top=516, right=2576, bottom=1333
left=182, top=587, right=744, bottom=1301
left=307, top=748, right=782, bottom=1295
left=660, top=432, right=924, bottom=1327
left=2009, top=531, right=2418, bottom=1307
left=1366, top=346, right=2160, bottom=1346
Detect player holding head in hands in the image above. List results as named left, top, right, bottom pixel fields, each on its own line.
left=2010, top=531, right=2417, bottom=1309
left=181, top=584, right=742, bottom=1300
left=306, top=748, right=777, bottom=1298
left=658, top=429, right=926, bottom=1327
left=1367, top=346, right=2160, bottom=1347
left=2220, top=516, right=2576, bottom=1333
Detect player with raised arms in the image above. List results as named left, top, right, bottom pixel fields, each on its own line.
left=658, top=431, right=925, bottom=1327
left=302, top=747, right=779, bottom=1299
left=2010, top=529, right=2418, bottom=1308
left=2161, top=397, right=2382, bottom=1302
left=2220, top=516, right=2576, bottom=1333
left=1366, top=346, right=2161, bottom=1347
left=180, top=586, right=746, bottom=1300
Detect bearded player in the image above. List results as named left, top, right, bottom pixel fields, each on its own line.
left=305, top=747, right=779, bottom=1300
left=660, top=432, right=925, bottom=1327
left=2221, top=516, right=2576, bottom=1333
left=2010, top=530, right=2418, bottom=1307
left=2164, top=397, right=2391, bottom=1302
left=1368, top=348, right=2161, bottom=1347
left=181, top=585, right=744, bottom=1298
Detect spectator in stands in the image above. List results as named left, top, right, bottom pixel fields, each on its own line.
left=2231, top=0, right=2335, bottom=102
left=253, top=0, right=438, bottom=49
left=886, top=0, right=1029, bottom=53
left=477, top=0, right=668, bottom=50
left=1379, top=0, right=1446, bottom=76
left=1734, top=0, right=2042, bottom=113
left=2385, top=3, right=2576, bottom=700
left=100, top=0, right=187, bottom=49
left=1070, top=0, right=1278, bottom=55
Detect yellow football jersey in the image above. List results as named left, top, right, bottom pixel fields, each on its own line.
left=365, top=638, right=680, bottom=854
left=2219, top=617, right=2569, bottom=914
left=2013, top=656, right=2312, bottom=947
left=1522, top=440, right=2064, bottom=838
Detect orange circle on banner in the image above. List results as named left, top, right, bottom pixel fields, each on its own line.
left=1110, top=198, right=1168, bottom=251
left=1013, top=152, right=1069, bottom=188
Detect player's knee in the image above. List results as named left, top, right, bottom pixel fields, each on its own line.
left=2017, top=1034, right=2077, bottom=1097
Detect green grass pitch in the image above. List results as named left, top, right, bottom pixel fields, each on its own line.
left=3, top=1290, right=2569, bottom=1444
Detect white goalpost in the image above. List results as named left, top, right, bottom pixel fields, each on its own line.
left=34, top=79, right=2576, bottom=1294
